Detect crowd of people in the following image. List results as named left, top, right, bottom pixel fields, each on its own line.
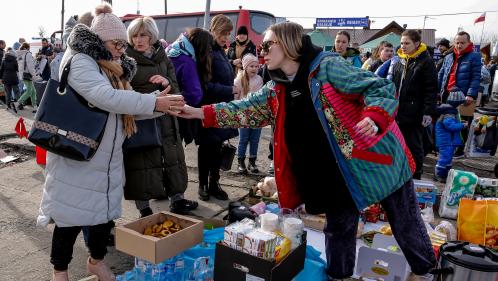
left=0, top=3, right=498, bottom=281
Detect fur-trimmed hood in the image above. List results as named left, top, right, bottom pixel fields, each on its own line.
left=67, top=24, right=137, bottom=81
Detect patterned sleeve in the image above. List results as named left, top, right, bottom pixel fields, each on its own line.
left=324, top=56, right=398, bottom=132
left=202, top=82, right=276, bottom=129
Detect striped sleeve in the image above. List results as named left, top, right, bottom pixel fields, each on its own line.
left=323, top=57, right=399, bottom=116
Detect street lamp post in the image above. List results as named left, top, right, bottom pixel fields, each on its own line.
left=164, top=0, right=167, bottom=14
left=203, top=0, right=211, bottom=29
left=61, top=0, right=65, bottom=36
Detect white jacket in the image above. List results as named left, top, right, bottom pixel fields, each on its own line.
left=37, top=50, right=157, bottom=227
left=17, top=49, right=36, bottom=79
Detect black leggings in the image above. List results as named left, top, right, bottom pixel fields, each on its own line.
left=50, top=221, right=113, bottom=271
left=197, top=142, right=222, bottom=186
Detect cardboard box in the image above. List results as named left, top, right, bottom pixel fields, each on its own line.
left=458, top=92, right=481, bottom=117
left=356, top=234, right=410, bottom=281
left=213, top=232, right=307, bottom=281
left=300, top=213, right=326, bottom=232
left=413, top=179, right=437, bottom=205
left=115, top=211, right=203, bottom=264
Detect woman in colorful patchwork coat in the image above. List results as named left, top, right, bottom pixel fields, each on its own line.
left=175, top=22, right=436, bottom=281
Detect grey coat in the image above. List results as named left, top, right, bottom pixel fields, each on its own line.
left=37, top=25, right=157, bottom=227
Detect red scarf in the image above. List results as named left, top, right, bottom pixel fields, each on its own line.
left=447, top=43, right=474, bottom=92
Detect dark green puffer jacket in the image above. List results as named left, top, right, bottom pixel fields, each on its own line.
left=123, top=42, right=188, bottom=200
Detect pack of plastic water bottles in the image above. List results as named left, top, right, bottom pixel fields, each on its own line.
left=116, top=254, right=213, bottom=281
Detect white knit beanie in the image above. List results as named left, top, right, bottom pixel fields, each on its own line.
left=90, top=4, right=127, bottom=42
left=242, top=53, right=259, bottom=70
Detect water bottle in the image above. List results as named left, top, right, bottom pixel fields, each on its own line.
left=175, top=254, right=185, bottom=280
left=135, top=257, right=146, bottom=281
left=135, top=257, right=154, bottom=281
left=124, top=270, right=137, bottom=281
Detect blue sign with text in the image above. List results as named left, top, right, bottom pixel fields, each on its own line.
left=316, top=18, right=369, bottom=28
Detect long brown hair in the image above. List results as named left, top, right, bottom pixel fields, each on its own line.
left=187, top=28, right=213, bottom=89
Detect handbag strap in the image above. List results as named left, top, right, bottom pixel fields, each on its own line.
left=32, top=120, right=99, bottom=149
left=58, top=56, right=74, bottom=93
left=23, top=53, right=28, bottom=74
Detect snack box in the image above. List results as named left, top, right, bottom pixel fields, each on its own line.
left=115, top=211, right=203, bottom=264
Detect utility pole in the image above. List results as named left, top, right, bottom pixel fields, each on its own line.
left=164, top=0, right=167, bottom=14
left=61, top=0, right=65, bottom=34
left=203, top=0, right=211, bottom=29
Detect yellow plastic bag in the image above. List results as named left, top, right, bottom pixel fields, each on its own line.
left=457, top=198, right=498, bottom=249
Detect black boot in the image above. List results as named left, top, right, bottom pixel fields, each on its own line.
left=139, top=207, right=153, bottom=218
left=198, top=184, right=210, bottom=201
left=170, top=199, right=199, bottom=215
left=237, top=157, right=248, bottom=174
left=208, top=180, right=229, bottom=201
left=248, top=157, right=259, bottom=173
left=17, top=103, right=24, bottom=111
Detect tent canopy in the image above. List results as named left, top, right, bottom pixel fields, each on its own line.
left=307, top=30, right=333, bottom=51
left=360, top=32, right=401, bottom=50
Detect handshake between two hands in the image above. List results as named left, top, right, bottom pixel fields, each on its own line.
left=153, top=86, right=202, bottom=119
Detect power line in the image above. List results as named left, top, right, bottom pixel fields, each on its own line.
left=282, top=10, right=498, bottom=20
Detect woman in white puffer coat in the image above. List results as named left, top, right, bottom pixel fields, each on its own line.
left=39, top=4, right=185, bottom=281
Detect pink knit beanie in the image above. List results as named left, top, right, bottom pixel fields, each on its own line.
left=242, top=53, right=259, bottom=70
left=90, top=4, right=127, bottom=42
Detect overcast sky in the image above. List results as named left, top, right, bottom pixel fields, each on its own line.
left=1, top=0, right=497, bottom=47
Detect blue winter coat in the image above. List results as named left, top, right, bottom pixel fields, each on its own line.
left=438, top=50, right=482, bottom=99
left=196, top=43, right=238, bottom=145
left=435, top=107, right=464, bottom=147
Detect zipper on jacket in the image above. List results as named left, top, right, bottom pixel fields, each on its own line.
left=106, top=116, right=118, bottom=221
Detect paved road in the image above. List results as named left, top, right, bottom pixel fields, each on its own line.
left=0, top=104, right=271, bottom=280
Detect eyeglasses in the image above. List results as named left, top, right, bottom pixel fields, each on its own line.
left=110, top=40, right=127, bottom=51
left=260, top=40, right=279, bottom=53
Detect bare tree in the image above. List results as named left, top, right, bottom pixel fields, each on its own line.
left=38, top=26, right=47, bottom=38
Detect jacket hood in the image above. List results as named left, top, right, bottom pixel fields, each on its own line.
left=437, top=104, right=458, bottom=116
left=443, top=48, right=454, bottom=57
left=398, top=43, right=428, bottom=60
left=68, top=24, right=137, bottom=81
left=166, top=33, right=196, bottom=61
left=268, top=34, right=323, bottom=84
left=344, top=47, right=360, bottom=57
left=5, top=50, right=16, bottom=58
left=16, top=49, right=30, bottom=57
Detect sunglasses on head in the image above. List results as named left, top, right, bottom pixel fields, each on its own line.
left=260, top=40, right=278, bottom=53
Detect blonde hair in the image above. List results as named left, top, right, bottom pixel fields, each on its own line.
left=268, top=22, right=303, bottom=62
left=127, top=16, right=159, bottom=45
left=210, top=14, right=233, bottom=35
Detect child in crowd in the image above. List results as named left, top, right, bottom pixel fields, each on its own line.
left=434, top=101, right=467, bottom=182
left=234, top=53, right=264, bottom=174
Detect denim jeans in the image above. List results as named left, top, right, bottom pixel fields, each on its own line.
left=324, top=179, right=436, bottom=279
left=237, top=128, right=262, bottom=158
left=3, top=83, right=19, bottom=102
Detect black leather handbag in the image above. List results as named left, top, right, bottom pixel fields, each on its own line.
left=28, top=57, right=109, bottom=161
left=123, top=118, right=162, bottom=150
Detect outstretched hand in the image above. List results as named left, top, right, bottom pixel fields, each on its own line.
left=155, top=94, right=185, bottom=116
left=171, top=104, right=204, bottom=119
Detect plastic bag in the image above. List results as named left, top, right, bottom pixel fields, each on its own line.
left=439, top=169, right=478, bottom=219
left=434, top=220, right=457, bottom=241
left=457, top=198, right=498, bottom=249
left=294, top=246, right=328, bottom=281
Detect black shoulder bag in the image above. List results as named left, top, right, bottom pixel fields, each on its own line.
left=28, top=57, right=109, bottom=161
